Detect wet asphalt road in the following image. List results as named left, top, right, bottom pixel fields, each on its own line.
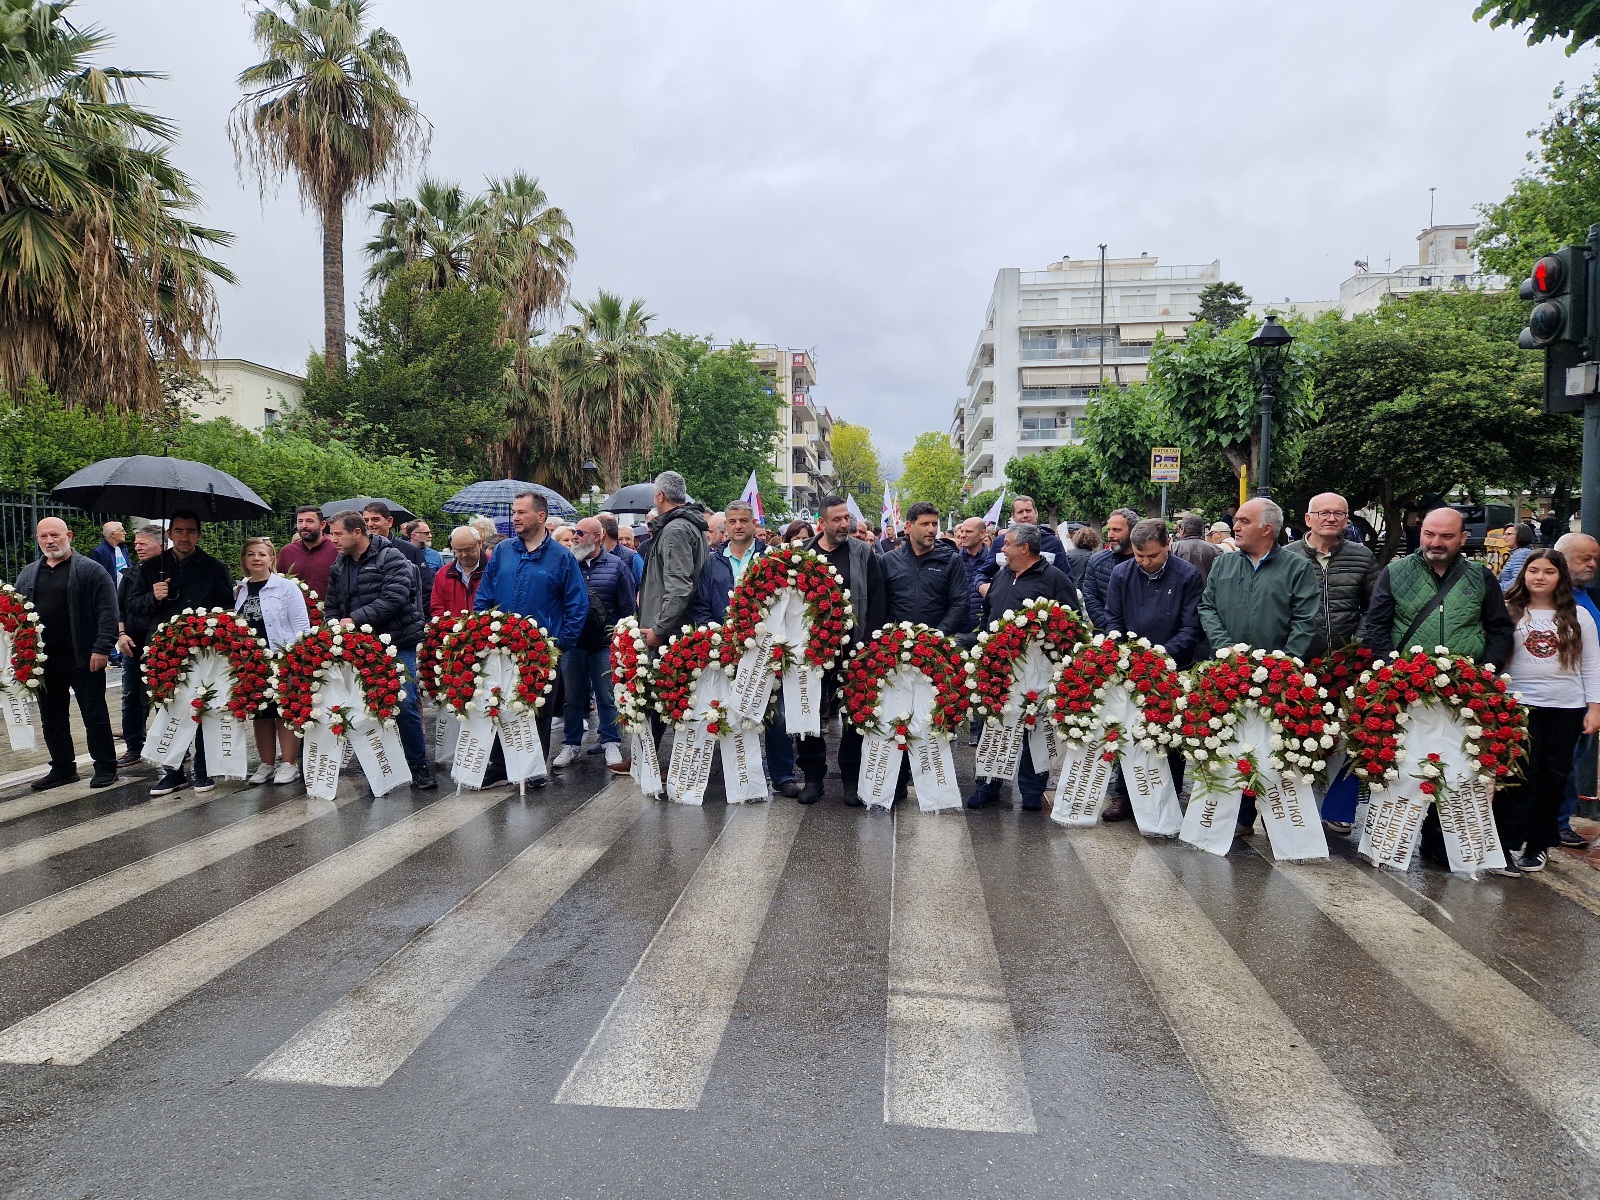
left=2, top=738, right=1600, bottom=1199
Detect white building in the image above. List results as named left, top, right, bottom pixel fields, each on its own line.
left=192, top=359, right=306, bottom=431
left=954, top=254, right=1219, bottom=494
left=749, top=345, right=834, bottom=514
left=1337, top=223, right=1506, bottom=314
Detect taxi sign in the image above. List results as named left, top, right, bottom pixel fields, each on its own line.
left=1150, top=448, right=1181, bottom=483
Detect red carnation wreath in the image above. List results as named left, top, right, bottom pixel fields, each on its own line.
left=1176, top=645, right=1338, bottom=786
left=143, top=607, right=272, bottom=723
left=1309, top=642, right=1375, bottom=707
left=722, top=546, right=854, bottom=674
left=0, top=581, right=45, bottom=696
left=842, top=623, right=971, bottom=745
left=284, top=575, right=324, bottom=626
left=1345, top=648, right=1527, bottom=788
left=972, top=598, right=1090, bottom=727
left=416, top=615, right=451, bottom=700
left=611, top=616, right=652, bottom=729
left=651, top=625, right=737, bottom=727
left=274, top=625, right=406, bottom=736
left=431, top=610, right=558, bottom=720
left=1048, top=634, right=1182, bottom=754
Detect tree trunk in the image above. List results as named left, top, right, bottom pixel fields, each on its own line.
left=322, top=201, right=347, bottom=374
left=1379, top=478, right=1403, bottom=566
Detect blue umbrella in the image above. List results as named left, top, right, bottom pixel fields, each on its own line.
left=442, top=479, right=577, bottom=521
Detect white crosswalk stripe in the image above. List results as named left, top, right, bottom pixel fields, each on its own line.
left=555, top=801, right=805, bottom=1110
left=0, top=787, right=360, bottom=959
left=250, top=779, right=652, bottom=1088
left=0, top=790, right=508, bottom=1066
left=0, top=784, right=246, bottom=877
left=0, top=753, right=94, bottom=796
left=0, top=758, right=132, bottom=825
left=1275, top=855, right=1600, bottom=1157
left=884, top=812, right=1036, bottom=1134
left=1071, top=829, right=1395, bottom=1164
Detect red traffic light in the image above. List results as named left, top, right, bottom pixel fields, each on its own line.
left=1534, top=254, right=1565, bottom=296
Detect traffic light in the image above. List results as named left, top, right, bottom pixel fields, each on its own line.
left=1519, top=246, right=1589, bottom=353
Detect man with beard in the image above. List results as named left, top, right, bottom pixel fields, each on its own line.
left=1081, top=508, right=1138, bottom=631
left=552, top=516, right=636, bottom=773
left=276, top=505, right=339, bottom=602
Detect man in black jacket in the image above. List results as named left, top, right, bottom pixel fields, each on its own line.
left=1081, top=508, right=1138, bottom=630
left=364, top=502, right=432, bottom=625
left=15, top=518, right=121, bottom=790
left=967, top=523, right=1080, bottom=813
left=1282, top=491, right=1378, bottom=659
left=113, top=524, right=167, bottom=767
left=883, top=502, right=973, bottom=636
left=327, top=511, right=435, bottom=790
left=124, top=510, right=235, bottom=796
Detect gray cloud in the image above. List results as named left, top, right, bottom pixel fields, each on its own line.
left=91, top=0, right=1597, bottom=463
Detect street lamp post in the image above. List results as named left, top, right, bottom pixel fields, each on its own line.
left=1246, top=316, right=1294, bottom=499
left=581, top=460, right=601, bottom=515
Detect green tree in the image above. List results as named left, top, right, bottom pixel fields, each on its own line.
left=1475, top=1, right=1600, bottom=53
left=1191, top=281, right=1252, bottom=329
left=632, top=337, right=782, bottom=511
left=1079, top=382, right=1172, bottom=511
left=830, top=421, right=883, bottom=516
left=1299, top=289, right=1578, bottom=561
left=548, top=291, right=684, bottom=492
left=1003, top=443, right=1122, bottom=525
left=232, top=0, right=428, bottom=374
left=365, top=177, right=485, bottom=290
left=298, top=263, right=511, bottom=476
left=0, top=0, right=234, bottom=412
left=1145, top=312, right=1333, bottom=493
left=898, top=431, right=965, bottom=515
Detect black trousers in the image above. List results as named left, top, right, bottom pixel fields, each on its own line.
left=38, top=661, right=117, bottom=775
left=121, top=646, right=148, bottom=753
left=793, top=670, right=863, bottom=792
left=1494, top=706, right=1586, bottom=857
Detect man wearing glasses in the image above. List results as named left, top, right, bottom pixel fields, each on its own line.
left=1283, top=492, right=1378, bottom=660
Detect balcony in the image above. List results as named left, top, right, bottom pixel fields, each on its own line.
left=789, top=431, right=808, bottom=448
left=1020, top=263, right=1216, bottom=286
left=1018, top=345, right=1153, bottom=364
left=964, top=328, right=995, bottom=384
left=965, top=404, right=993, bottom=447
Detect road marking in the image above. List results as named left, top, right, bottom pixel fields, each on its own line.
left=1537, top=853, right=1600, bottom=921
left=555, top=801, right=804, bottom=1110
left=0, top=785, right=245, bottom=877
left=0, top=753, right=94, bottom=795
left=0, top=791, right=507, bottom=1066
left=1071, top=830, right=1394, bottom=1163
left=883, top=813, right=1036, bottom=1135
left=0, top=787, right=358, bottom=959
left=250, top=780, right=652, bottom=1088
left=1277, top=858, right=1600, bottom=1157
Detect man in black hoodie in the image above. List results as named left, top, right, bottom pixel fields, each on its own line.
left=123, top=510, right=234, bottom=797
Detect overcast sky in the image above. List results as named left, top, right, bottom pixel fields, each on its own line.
left=90, top=0, right=1599, bottom=465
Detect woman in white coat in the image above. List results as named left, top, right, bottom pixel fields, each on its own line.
left=236, top=537, right=312, bottom=784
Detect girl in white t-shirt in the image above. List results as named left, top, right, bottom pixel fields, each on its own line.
left=1496, top=549, right=1600, bottom=874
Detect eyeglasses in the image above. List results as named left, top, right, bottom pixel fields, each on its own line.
left=1306, top=510, right=1348, bottom=520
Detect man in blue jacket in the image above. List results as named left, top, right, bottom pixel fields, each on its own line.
left=687, top=501, right=799, bottom=797
left=976, top=495, right=1066, bottom=586
left=476, top=490, right=591, bottom=778
left=1081, top=508, right=1138, bottom=630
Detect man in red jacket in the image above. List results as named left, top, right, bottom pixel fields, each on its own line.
left=431, top=526, right=487, bottom=617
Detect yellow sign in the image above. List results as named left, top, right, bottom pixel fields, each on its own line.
left=1149, top=447, right=1181, bottom=483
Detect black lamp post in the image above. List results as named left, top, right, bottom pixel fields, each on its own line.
left=1246, top=316, right=1294, bottom=499
left=580, top=459, right=601, bottom=514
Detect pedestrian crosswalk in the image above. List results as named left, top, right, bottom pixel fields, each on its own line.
left=3, top=770, right=1600, bottom=1168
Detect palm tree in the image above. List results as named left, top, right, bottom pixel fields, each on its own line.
left=0, top=0, right=234, bottom=411
left=364, top=176, right=485, bottom=291
left=231, top=0, right=427, bottom=374
left=549, top=291, right=684, bottom=492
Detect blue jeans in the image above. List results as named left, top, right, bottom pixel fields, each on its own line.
left=562, top=648, right=620, bottom=746
left=766, top=700, right=795, bottom=785
left=1562, top=733, right=1593, bottom=833
left=122, top=647, right=148, bottom=753
left=395, top=648, right=429, bottom=771
left=972, top=739, right=1048, bottom=807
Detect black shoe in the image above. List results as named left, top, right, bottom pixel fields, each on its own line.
left=776, top=779, right=801, bottom=798
left=192, top=776, right=216, bottom=794
left=1103, top=795, right=1133, bottom=823
left=1514, top=848, right=1547, bottom=873
left=1234, top=822, right=1253, bottom=838
left=894, top=783, right=909, bottom=803
left=412, top=767, right=438, bottom=791
left=586, top=742, right=605, bottom=755
left=968, top=733, right=981, bottom=748
left=528, top=774, right=548, bottom=789
left=1020, top=796, right=1043, bottom=811
left=481, top=763, right=508, bottom=786
left=150, top=769, right=188, bottom=797
left=89, top=769, right=118, bottom=789
left=797, top=775, right=823, bottom=805
left=966, top=788, right=993, bottom=810
left=115, top=749, right=142, bottom=768
left=842, top=791, right=865, bottom=808
left=29, top=770, right=79, bottom=792
left=1490, top=858, right=1524, bottom=878
left=1559, top=828, right=1590, bottom=849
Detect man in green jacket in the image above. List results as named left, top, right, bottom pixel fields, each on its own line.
left=1199, top=498, right=1320, bottom=660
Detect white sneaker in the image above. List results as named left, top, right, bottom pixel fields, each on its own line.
left=248, top=762, right=275, bottom=785
left=603, top=742, right=623, bottom=769
left=552, top=744, right=580, bottom=769
left=272, top=762, right=301, bottom=785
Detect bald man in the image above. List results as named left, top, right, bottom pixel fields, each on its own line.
left=1283, top=491, right=1377, bottom=659
left=15, top=518, right=121, bottom=789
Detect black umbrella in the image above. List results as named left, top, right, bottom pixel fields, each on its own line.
left=49, top=455, right=272, bottom=520
left=319, top=496, right=416, bottom=523
left=600, top=482, right=696, bottom=515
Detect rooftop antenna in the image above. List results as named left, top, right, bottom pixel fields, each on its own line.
left=1429, top=186, right=1436, bottom=228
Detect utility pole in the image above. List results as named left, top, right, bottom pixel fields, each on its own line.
left=1097, top=244, right=1108, bottom=390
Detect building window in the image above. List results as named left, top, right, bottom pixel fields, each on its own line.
left=262, top=408, right=278, bottom=426
left=1454, top=236, right=1469, bottom=251
left=1021, top=387, right=1097, bottom=401
left=1020, top=415, right=1072, bottom=441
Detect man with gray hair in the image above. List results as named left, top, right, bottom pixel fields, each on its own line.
left=637, top=470, right=709, bottom=651
left=1081, top=507, right=1140, bottom=629
left=1198, top=498, right=1319, bottom=661
left=1170, top=512, right=1220, bottom=581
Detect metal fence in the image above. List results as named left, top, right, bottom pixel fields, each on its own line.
left=1, top=490, right=294, bottom=583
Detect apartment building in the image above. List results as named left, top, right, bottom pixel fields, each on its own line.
left=1337, top=223, right=1506, bottom=314
left=954, top=254, right=1219, bottom=494
left=750, top=345, right=835, bottom=514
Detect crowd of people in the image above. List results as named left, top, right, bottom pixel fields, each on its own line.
left=14, top=475, right=1599, bottom=879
